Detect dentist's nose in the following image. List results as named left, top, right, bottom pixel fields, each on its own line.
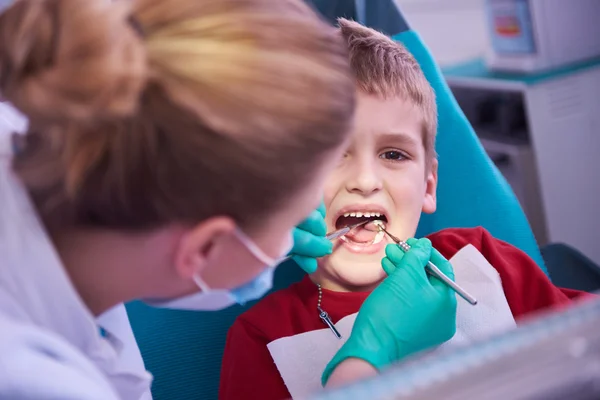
left=345, top=157, right=382, bottom=195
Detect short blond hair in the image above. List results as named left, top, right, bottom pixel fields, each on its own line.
left=0, top=0, right=355, bottom=231
left=338, top=18, right=437, bottom=163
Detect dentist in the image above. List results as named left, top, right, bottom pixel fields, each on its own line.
left=0, top=0, right=456, bottom=398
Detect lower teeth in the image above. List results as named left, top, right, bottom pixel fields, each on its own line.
left=372, top=230, right=385, bottom=244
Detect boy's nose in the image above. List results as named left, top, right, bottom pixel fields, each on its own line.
left=346, top=160, right=382, bottom=195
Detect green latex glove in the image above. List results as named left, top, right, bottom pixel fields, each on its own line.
left=322, top=238, right=457, bottom=385
left=289, top=202, right=333, bottom=274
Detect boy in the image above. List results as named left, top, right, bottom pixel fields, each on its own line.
left=219, top=19, right=586, bottom=400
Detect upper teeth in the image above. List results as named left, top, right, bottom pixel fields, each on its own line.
left=343, top=212, right=382, bottom=218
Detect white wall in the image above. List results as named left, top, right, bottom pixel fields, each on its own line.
left=395, top=0, right=490, bottom=66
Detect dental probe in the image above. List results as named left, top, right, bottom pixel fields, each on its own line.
left=374, top=221, right=478, bottom=306
left=324, top=220, right=369, bottom=241
left=277, top=220, right=370, bottom=265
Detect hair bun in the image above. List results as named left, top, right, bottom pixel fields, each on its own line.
left=0, top=0, right=147, bottom=124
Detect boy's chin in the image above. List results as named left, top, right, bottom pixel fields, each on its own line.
left=335, top=270, right=386, bottom=292
left=323, top=256, right=387, bottom=292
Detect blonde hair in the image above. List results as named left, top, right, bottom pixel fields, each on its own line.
left=0, top=0, right=355, bottom=230
left=338, top=18, right=437, bottom=162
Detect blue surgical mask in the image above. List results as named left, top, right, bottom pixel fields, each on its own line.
left=147, top=228, right=293, bottom=311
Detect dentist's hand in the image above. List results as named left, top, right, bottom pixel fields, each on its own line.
left=381, top=237, right=454, bottom=277
left=289, top=202, right=332, bottom=274
left=322, top=238, right=457, bottom=385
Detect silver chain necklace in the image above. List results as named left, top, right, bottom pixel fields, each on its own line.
left=317, top=284, right=342, bottom=339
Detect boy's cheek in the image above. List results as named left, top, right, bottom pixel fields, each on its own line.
left=322, top=185, right=344, bottom=230
left=322, top=183, right=337, bottom=209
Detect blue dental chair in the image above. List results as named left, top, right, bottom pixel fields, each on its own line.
left=126, top=1, right=548, bottom=398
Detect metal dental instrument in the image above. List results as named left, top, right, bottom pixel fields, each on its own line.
left=375, top=222, right=478, bottom=306
left=325, top=220, right=370, bottom=241
left=277, top=220, right=370, bottom=265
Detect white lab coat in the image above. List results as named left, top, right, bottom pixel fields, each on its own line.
left=0, top=103, right=153, bottom=399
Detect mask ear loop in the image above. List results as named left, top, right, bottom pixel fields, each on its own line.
left=192, top=274, right=211, bottom=293
left=192, top=228, right=282, bottom=294
left=233, top=228, right=277, bottom=267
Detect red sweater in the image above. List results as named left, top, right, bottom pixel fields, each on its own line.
left=219, top=227, right=585, bottom=400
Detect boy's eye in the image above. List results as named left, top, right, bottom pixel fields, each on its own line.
left=379, top=150, right=407, bottom=161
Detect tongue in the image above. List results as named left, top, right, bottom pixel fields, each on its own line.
left=344, top=226, right=377, bottom=243
left=336, top=216, right=381, bottom=244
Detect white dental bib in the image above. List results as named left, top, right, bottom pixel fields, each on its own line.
left=267, top=244, right=517, bottom=399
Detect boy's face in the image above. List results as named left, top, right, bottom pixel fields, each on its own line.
left=318, top=92, right=438, bottom=292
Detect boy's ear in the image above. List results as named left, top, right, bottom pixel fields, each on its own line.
left=422, top=159, right=438, bottom=214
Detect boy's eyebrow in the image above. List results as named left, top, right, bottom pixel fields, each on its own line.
left=375, top=131, right=419, bottom=148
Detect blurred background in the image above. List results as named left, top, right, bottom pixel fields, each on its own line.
left=406, top=0, right=600, bottom=269
left=416, top=0, right=600, bottom=285
left=396, top=0, right=490, bottom=67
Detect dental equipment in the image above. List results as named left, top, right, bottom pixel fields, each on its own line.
left=325, top=220, right=369, bottom=241
left=374, top=221, right=478, bottom=306
left=278, top=220, right=370, bottom=265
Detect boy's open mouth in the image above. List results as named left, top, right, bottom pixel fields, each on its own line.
left=334, top=210, right=388, bottom=246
